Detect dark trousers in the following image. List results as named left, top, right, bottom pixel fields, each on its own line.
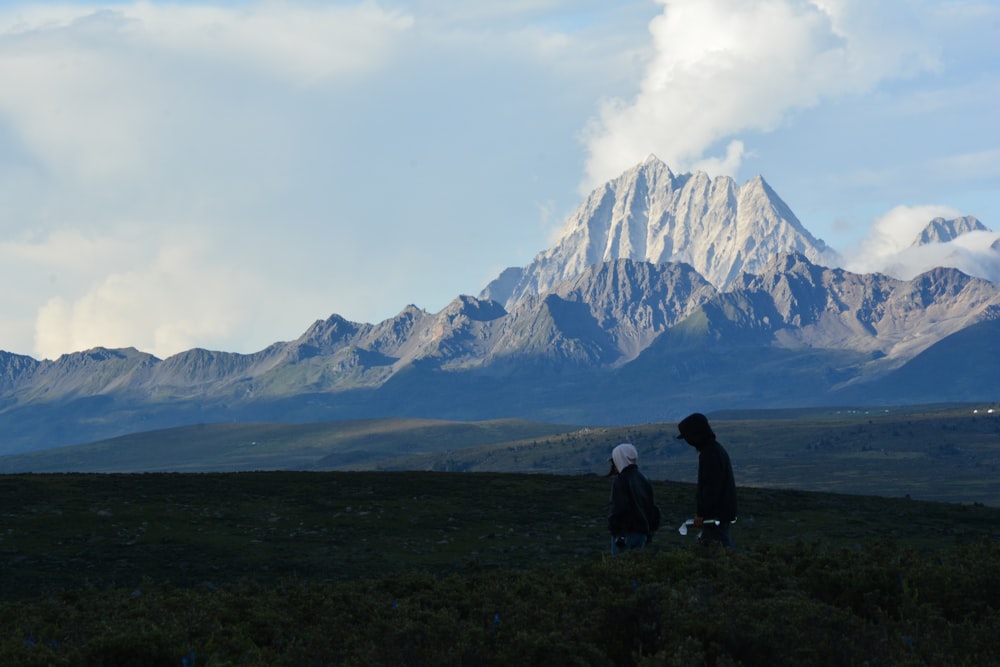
left=698, top=522, right=734, bottom=547
left=612, top=532, right=648, bottom=555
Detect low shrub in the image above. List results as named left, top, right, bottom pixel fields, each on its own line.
left=2, top=540, right=998, bottom=666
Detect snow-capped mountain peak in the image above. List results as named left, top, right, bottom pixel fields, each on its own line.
left=482, top=156, right=835, bottom=309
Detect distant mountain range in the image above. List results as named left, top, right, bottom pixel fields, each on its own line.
left=1, top=156, right=998, bottom=455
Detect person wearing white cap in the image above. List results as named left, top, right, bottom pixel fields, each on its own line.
left=607, top=443, right=661, bottom=554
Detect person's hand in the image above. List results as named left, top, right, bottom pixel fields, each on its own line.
left=693, top=516, right=704, bottom=528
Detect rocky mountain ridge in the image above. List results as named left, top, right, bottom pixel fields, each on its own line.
left=0, top=159, right=997, bottom=456
left=2, top=251, right=997, bottom=454
left=913, top=216, right=988, bottom=246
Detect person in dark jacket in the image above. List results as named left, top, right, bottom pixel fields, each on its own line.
left=676, top=413, right=737, bottom=547
left=607, top=443, right=661, bottom=554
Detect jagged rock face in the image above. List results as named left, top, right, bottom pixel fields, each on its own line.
left=0, top=351, right=39, bottom=392
left=481, top=156, right=833, bottom=309
left=913, top=216, right=989, bottom=245
left=15, top=347, right=159, bottom=400
left=489, top=260, right=718, bottom=366
left=731, top=255, right=1000, bottom=359
left=547, top=259, right=717, bottom=360
left=394, top=296, right=507, bottom=369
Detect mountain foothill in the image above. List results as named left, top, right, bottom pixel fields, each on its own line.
left=1, top=155, right=998, bottom=455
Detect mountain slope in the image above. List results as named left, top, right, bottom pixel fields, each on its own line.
left=834, top=316, right=1000, bottom=403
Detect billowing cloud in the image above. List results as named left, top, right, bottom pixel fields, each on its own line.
left=843, top=205, right=1000, bottom=282
left=0, top=3, right=417, bottom=359
left=581, top=0, right=940, bottom=189
left=845, top=205, right=962, bottom=268
left=5, top=226, right=270, bottom=359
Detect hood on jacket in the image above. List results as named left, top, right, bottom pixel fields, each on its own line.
left=676, top=412, right=715, bottom=446
left=611, top=443, right=638, bottom=473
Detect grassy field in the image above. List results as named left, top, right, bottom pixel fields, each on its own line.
left=1, top=403, right=998, bottom=509
left=1, top=471, right=998, bottom=665
left=2, top=470, right=997, bottom=598
left=2, top=405, right=999, bottom=662
left=0, top=418, right=576, bottom=473
left=377, top=403, right=1000, bottom=507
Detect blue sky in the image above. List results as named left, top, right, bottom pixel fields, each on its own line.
left=0, top=0, right=997, bottom=360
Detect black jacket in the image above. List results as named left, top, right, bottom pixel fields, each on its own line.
left=608, top=464, right=660, bottom=537
left=696, top=440, right=738, bottom=522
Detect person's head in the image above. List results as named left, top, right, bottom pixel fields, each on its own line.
left=607, top=443, right=638, bottom=476
left=676, top=413, right=715, bottom=448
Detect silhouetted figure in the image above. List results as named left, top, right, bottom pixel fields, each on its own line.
left=607, top=443, right=661, bottom=554
left=676, top=413, right=737, bottom=547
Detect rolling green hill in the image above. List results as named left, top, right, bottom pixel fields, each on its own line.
left=0, top=417, right=576, bottom=474
left=3, top=403, right=997, bottom=506
left=379, top=403, right=1000, bottom=507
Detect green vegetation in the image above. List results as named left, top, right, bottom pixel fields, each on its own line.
left=383, top=403, right=1000, bottom=507
left=1, top=471, right=998, bottom=665
left=2, top=403, right=998, bottom=508
left=0, top=418, right=576, bottom=474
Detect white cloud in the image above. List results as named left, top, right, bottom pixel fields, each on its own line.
left=843, top=205, right=1000, bottom=282
left=0, top=227, right=152, bottom=354
left=0, top=2, right=432, bottom=359
left=846, top=204, right=961, bottom=267
left=0, top=3, right=413, bottom=83
left=581, top=0, right=940, bottom=190
left=868, top=233, right=1000, bottom=283
left=0, top=3, right=413, bottom=184
left=691, top=140, right=746, bottom=178
left=29, top=230, right=281, bottom=359
left=127, top=3, right=414, bottom=84
left=4, top=227, right=138, bottom=272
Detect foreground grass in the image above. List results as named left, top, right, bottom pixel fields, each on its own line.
left=1, top=471, right=998, bottom=665
left=3, top=541, right=999, bottom=666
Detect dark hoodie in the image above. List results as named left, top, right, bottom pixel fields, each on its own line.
left=608, top=445, right=660, bottom=537
left=677, top=413, right=738, bottom=523
left=695, top=440, right=738, bottom=523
